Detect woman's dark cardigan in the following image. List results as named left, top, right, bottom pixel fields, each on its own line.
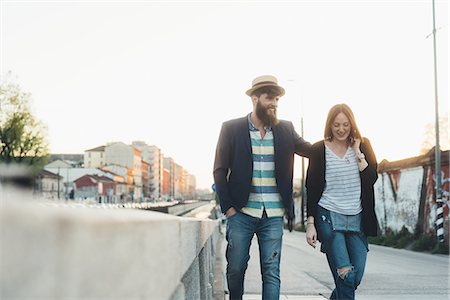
left=305, top=138, right=379, bottom=237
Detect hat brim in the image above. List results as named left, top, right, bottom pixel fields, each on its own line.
left=246, top=83, right=285, bottom=97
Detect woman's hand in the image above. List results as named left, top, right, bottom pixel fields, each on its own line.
left=306, top=223, right=317, bottom=248
left=352, top=137, right=368, bottom=170
left=351, top=137, right=361, bottom=152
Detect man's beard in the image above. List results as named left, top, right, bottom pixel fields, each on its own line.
left=255, top=100, right=279, bottom=127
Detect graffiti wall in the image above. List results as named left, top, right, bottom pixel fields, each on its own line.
left=374, top=150, right=449, bottom=243
left=374, top=167, right=423, bottom=233
left=424, top=164, right=449, bottom=238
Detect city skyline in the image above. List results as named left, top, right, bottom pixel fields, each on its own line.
left=2, top=0, right=448, bottom=190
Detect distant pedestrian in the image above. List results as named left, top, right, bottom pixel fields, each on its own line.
left=213, top=75, right=311, bottom=300
left=305, top=103, right=379, bottom=300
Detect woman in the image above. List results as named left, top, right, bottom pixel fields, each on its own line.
left=305, top=103, right=379, bottom=300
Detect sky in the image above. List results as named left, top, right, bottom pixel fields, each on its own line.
left=1, top=0, right=449, bottom=190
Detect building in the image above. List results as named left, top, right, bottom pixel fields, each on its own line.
left=99, top=167, right=128, bottom=203
left=174, top=163, right=184, bottom=200
left=188, top=174, right=197, bottom=199
left=34, top=169, right=64, bottom=199
left=100, top=164, right=128, bottom=201
left=164, top=157, right=175, bottom=199
left=162, top=167, right=170, bottom=200
left=45, top=159, right=73, bottom=169
left=44, top=166, right=112, bottom=200
left=141, top=160, right=150, bottom=199
left=132, top=142, right=164, bottom=201
left=73, top=174, right=115, bottom=203
left=84, top=146, right=106, bottom=168
left=105, top=142, right=142, bottom=201
left=49, top=154, right=83, bottom=167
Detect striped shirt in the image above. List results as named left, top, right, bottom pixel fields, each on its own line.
left=318, top=145, right=362, bottom=215
left=241, top=115, right=285, bottom=218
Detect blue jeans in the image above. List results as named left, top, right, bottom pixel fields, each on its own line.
left=225, top=211, right=283, bottom=300
left=316, top=206, right=369, bottom=300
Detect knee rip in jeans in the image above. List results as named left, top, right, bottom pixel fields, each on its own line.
left=337, top=266, right=354, bottom=280
left=271, top=250, right=278, bottom=261
left=267, top=250, right=279, bottom=263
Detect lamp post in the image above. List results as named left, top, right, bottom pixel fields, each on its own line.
left=57, top=167, right=60, bottom=200
left=431, top=0, right=443, bottom=243
left=287, top=79, right=306, bottom=225
left=300, top=112, right=306, bottom=226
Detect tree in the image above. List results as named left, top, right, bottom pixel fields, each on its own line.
left=0, top=73, right=49, bottom=171
left=420, top=115, right=449, bottom=155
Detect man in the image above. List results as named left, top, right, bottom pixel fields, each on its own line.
left=213, top=75, right=311, bottom=299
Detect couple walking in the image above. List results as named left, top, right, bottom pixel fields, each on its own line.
left=213, top=75, right=379, bottom=300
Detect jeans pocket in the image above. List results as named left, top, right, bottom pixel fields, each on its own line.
left=226, top=211, right=239, bottom=221
left=225, top=212, right=240, bottom=242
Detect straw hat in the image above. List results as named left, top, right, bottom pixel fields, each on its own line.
left=245, top=75, right=285, bottom=97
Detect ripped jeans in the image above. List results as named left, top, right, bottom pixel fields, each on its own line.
left=316, top=205, right=369, bottom=300
left=225, top=211, right=283, bottom=300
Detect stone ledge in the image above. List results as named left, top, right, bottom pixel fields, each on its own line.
left=1, top=199, right=220, bottom=300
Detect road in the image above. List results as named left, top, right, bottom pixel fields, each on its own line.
left=221, top=230, right=449, bottom=299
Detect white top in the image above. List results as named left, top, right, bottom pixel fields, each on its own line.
left=318, top=145, right=362, bottom=215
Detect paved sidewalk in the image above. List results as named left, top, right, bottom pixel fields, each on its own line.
left=215, top=230, right=449, bottom=300
left=216, top=226, right=330, bottom=300
left=239, top=295, right=326, bottom=299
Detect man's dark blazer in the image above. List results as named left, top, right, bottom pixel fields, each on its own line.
left=213, top=115, right=311, bottom=220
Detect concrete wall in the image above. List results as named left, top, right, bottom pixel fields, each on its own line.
left=374, top=163, right=449, bottom=242
left=0, top=192, right=221, bottom=300
left=375, top=166, right=424, bottom=233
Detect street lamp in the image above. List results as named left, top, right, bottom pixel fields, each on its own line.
left=430, top=0, right=443, bottom=243
left=287, top=79, right=306, bottom=225
left=57, top=167, right=60, bottom=200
